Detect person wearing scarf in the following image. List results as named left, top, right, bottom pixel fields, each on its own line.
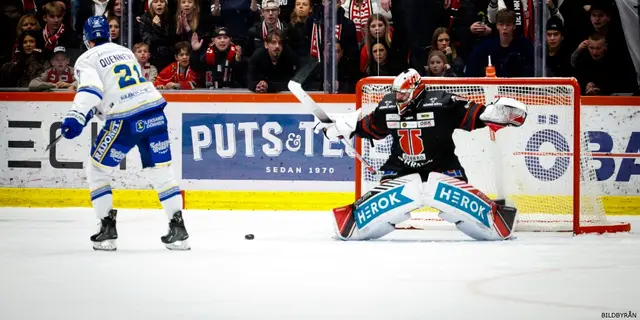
left=29, top=45, right=76, bottom=91
left=154, top=41, right=199, bottom=89
left=245, top=0, right=301, bottom=58
left=341, top=0, right=391, bottom=44
left=304, top=1, right=359, bottom=75
left=41, top=1, right=76, bottom=59
left=199, top=27, right=245, bottom=89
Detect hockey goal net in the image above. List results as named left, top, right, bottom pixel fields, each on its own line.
left=355, top=77, right=630, bottom=234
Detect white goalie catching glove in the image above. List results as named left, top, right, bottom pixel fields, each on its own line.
left=313, top=110, right=362, bottom=141
left=479, top=97, right=528, bottom=129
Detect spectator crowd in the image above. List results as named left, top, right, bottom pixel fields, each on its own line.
left=0, top=0, right=638, bottom=95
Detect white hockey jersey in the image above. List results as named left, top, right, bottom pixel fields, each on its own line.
left=71, top=42, right=166, bottom=121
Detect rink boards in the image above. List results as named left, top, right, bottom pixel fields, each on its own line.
left=0, top=92, right=638, bottom=214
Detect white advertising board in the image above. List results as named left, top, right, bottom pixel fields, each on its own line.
left=0, top=101, right=637, bottom=196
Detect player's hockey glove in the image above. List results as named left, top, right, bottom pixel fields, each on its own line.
left=313, top=110, right=361, bottom=141
left=479, top=97, right=528, bottom=131
left=61, top=109, right=94, bottom=139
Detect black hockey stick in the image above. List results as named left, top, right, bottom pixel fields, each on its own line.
left=45, top=129, right=67, bottom=152
left=288, top=60, right=376, bottom=174
left=45, top=107, right=97, bottom=152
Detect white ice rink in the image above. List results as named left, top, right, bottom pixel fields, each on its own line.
left=0, top=208, right=639, bottom=320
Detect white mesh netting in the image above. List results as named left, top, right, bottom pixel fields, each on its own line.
left=356, top=78, right=612, bottom=232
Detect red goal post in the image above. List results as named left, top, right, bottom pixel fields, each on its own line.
left=354, top=76, right=631, bottom=235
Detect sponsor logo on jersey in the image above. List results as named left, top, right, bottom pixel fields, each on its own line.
left=418, top=120, right=435, bottom=128
left=399, top=156, right=433, bottom=168
left=417, top=112, right=434, bottom=120
left=422, top=97, right=443, bottom=107
left=387, top=121, right=399, bottom=129
left=434, top=182, right=491, bottom=228
left=109, top=149, right=126, bottom=162
left=386, top=114, right=400, bottom=121
left=93, top=121, right=121, bottom=162
left=404, top=116, right=414, bottom=120
left=400, top=121, right=417, bottom=128
left=380, top=100, right=395, bottom=109
left=401, top=153, right=426, bottom=162
left=136, top=115, right=165, bottom=132
left=121, top=87, right=151, bottom=101
left=150, top=140, right=170, bottom=154
left=354, top=185, right=413, bottom=229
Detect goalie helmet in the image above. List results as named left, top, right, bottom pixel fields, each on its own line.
left=391, top=68, right=425, bottom=115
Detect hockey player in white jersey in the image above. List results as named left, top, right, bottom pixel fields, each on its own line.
left=61, top=16, right=189, bottom=251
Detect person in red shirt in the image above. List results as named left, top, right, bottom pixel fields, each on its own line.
left=154, top=41, right=199, bottom=90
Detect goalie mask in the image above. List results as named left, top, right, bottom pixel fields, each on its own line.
left=392, top=68, right=424, bottom=115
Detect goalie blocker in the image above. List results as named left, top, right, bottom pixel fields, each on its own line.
left=333, top=172, right=518, bottom=241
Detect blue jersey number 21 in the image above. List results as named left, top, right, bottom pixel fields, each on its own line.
left=113, top=63, right=146, bottom=89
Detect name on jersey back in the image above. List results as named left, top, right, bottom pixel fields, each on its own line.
left=99, top=53, right=136, bottom=68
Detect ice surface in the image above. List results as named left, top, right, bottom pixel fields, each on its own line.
left=0, top=207, right=639, bottom=320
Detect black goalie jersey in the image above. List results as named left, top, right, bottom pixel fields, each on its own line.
left=354, top=89, right=487, bottom=181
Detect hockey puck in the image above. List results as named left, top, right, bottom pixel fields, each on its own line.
left=245, top=234, right=254, bottom=240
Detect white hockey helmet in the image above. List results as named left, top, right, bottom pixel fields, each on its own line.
left=391, top=68, right=424, bottom=115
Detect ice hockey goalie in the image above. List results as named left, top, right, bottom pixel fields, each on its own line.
left=316, top=68, right=528, bottom=241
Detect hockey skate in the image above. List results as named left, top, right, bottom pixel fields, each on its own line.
left=91, top=209, right=118, bottom=251
left=161, top=211, right=191, bottom=250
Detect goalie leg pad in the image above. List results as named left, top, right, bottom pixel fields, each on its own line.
left=333, top=173, right=423, bottom=240
left=423, top=172, right=516, bottom=240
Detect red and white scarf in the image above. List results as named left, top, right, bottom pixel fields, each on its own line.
left=511, top=0, right=534, bottom=41
left=347, top=0, right=372, bottom=43
left=310, top=24, right=342, bottom=62
left=262, top=20, right=284, bottom=40
left=43, top=24, right=65, bottom=51
left=45, top=66, right=74, bottom=83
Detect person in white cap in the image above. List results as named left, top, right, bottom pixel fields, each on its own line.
left=29, top=46, right=76, bottom=91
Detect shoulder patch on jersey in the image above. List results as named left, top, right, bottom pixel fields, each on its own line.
left=386, top=114, right=400, bottom=121
left=417, top=112, right=434, bottom=120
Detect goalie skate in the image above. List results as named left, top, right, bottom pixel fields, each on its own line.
left=161, top=211, right=191, bottom=250
left=91, top=209, right=118, bottom=251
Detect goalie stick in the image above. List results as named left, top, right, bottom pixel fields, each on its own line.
left=287, top=61, right=376, bottom=174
